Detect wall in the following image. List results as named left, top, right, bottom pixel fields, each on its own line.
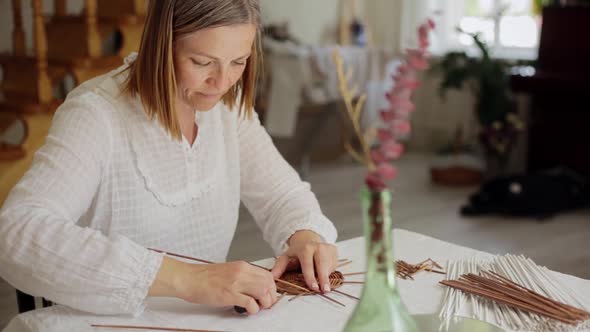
left=365, top=0, right=403, bottom=53
left=260, top=0, right=365, bottom=45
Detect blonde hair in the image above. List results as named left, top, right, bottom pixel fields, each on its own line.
left=124, top=0, right=261, bottom=140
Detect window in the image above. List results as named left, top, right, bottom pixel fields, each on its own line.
left=458, top=0, right=541, bottom=58
left=401, top=0, right=541, bottom=60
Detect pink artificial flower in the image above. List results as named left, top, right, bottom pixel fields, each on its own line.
left=376, top=163, right=398, bottom=181
left=428, top=19, right=436, bottom=29
left=406, top=49, right=429, bottom=70
left=380, top=141, right=404, bottom=160
left=365, top=172, right=386, bottom=191
left=419, top=24, right=429, bottom=39
left=395, top=76, right=421, bottom=90
left=389, top=86, right=413, bottom=101
left=395, top=64, right=417, bottom=79
left=418, top=26, right=429, bottom=49
left=391, top=119, right=411, bottom=136
left=361, top=18, right=433, bottom=191
left=418, top=22, right=434, bottom=50
left=380, top=110, right=396, bottom=122
left=388, top=96, right=415, bottom=113
left=419, top=38, right=430, bottom=50
left=370, top=149, right=387, bottom=164
left=377, top=128, right=394, bottom=142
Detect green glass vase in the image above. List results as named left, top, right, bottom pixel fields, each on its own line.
left=343, top=187, right=417, bottom=332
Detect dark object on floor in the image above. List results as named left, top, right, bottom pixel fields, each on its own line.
left=461, top=168, right=590, bottom=219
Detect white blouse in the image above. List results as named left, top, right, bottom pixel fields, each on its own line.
left=0, top=54, right=337, bottom=316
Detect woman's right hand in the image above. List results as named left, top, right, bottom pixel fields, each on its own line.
left=149, top=256, right=277, bottom=314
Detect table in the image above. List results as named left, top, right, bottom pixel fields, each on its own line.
left=4, top=229, right=590, bottom=332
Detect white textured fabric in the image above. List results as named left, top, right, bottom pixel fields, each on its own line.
left=263, top=44, right=383, bottom=138
left=0, top=55, right=337, bottom=316
left=5, top=229, right=590, bottom=332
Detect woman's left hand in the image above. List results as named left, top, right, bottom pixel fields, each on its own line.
left=271, top=230, right=338, bottom=293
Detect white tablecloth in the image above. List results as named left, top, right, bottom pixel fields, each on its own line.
left=5, top=229, right=590, bottom=332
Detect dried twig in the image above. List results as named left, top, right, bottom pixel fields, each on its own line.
left=333, top=51, right=373, bottom=170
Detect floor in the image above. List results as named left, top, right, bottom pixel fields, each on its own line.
left=1, top=153, right=589, bottom=329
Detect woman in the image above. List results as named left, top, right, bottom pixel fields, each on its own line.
left=0, top=0, right=338, bottom=316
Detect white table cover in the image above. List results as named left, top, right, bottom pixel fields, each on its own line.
left=5, top=229, right=590, bottom=332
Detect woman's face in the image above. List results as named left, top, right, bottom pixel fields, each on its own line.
left=174, top=23, right=257, bottom=112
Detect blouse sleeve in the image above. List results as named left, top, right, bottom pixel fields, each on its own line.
left=0, top=92, right=163, bottom=316
left=237, top=111, right=337, bottom=255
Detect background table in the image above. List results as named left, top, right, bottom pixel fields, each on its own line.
left=4, top=229, right=590, bottom=332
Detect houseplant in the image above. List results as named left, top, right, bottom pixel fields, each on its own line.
left=432, top=29, right=524, bottom=177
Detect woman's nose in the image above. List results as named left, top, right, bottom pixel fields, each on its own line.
left=206, top=66, right=229, bottom=91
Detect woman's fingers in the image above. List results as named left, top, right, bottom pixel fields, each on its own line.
left=298, top=246, right=319, bottom=292
left=314, top=247, right=334, bottom=293
left=273, top=243, right=339, bottom=294
left=235, top=294, right=260, bottom=315
left=270, top=255, right=290, bottom=279
left=240, top=264, right=277, bottom=311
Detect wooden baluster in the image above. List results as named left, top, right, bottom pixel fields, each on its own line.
left=12, top=0, right=26, bottom=56
left=134, top=0, right=147, bottom=16
left=85, top=0, right=101, bottom=57
left=54, top=0, right=67, bottom=16
left=31, top=0, right=53, bottom=104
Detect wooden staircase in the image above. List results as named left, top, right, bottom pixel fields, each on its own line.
left=0, top=0, right=58, bottom=114
left=0, top=0, right=146, bottom=204
left=45, top=0, right=146, bottom=84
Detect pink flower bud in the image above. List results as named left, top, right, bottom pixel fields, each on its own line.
left=365, top=173, right=386, bottom=191
left=397, top=77, right=421, bottom=90
left=389, top=97, right=415, bottom=113
left=390, top=86, right=413, bottom=100
left=376, top=163, right=398, bottom=181
left=419, top=25, right=429, bottom=38
left=370, top=149, right=386, bottom=163
left=380, top=110, right=396, bottom=122
left=428, top=19, right=436, bottom=29
left=396, top=64, right=417, bottom=78
left=406, top=49, right=429, bottom=70
left=380, top=141, right=404, bottom=160
left=377, top=128, right=394, bottom=142
left=419, top=39, right=430, bottom=50
left=392, top=119, right=411, bottom=135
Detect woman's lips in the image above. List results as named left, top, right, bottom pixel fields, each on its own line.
left=197, top=92, right=222, bottom=99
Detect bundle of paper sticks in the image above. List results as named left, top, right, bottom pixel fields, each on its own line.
left=439, top=255, right=590, bottom=331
